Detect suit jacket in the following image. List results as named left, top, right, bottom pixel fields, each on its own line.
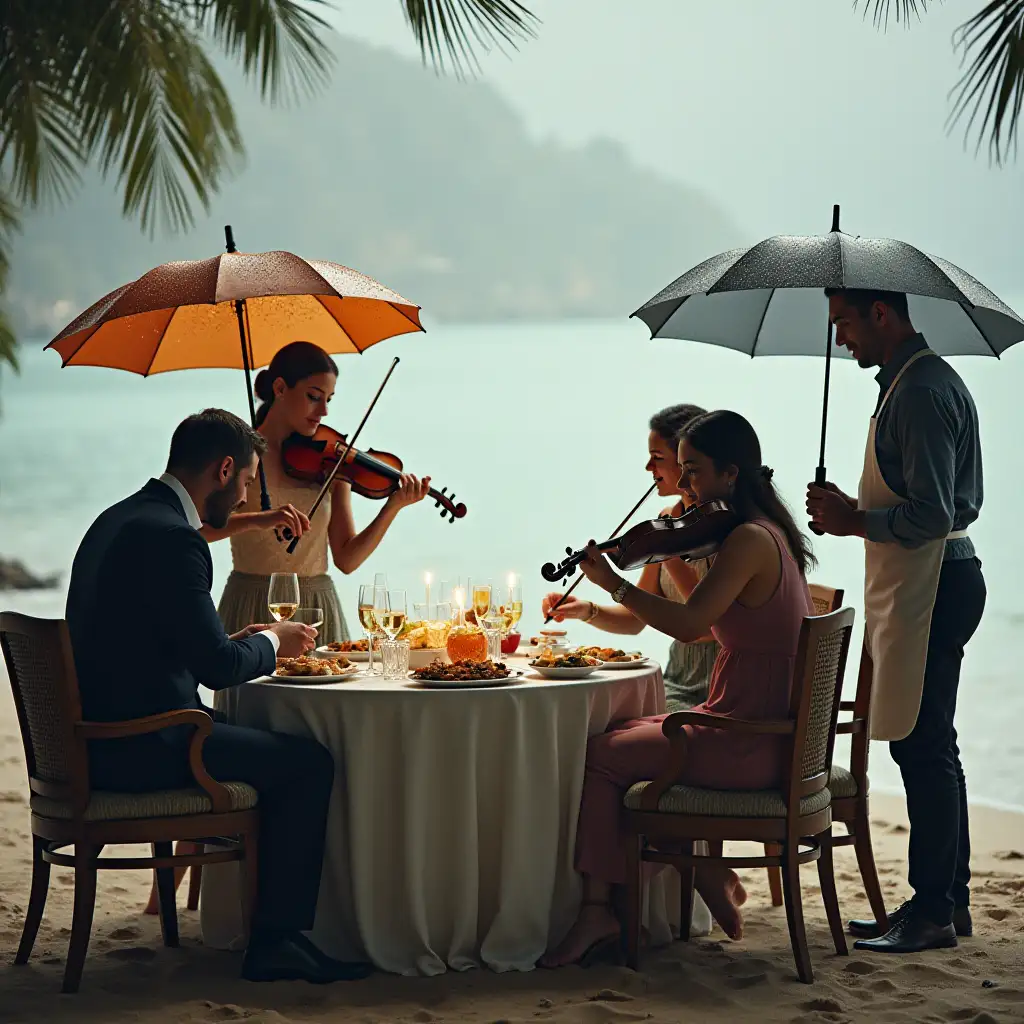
left=67, top=478, right=274, bottom=728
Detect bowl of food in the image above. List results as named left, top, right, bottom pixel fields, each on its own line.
left=316, top=639, right=370, bottom=661
left=575, top=646, right=650, bottom=669
left=527, top=648, right=600, bottom=679
left=272, top=655, right=358, bottom=682
left=500, top=631, right=521, bottom=656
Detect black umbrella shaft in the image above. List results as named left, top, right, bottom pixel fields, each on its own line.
left=816, top=319, right=834, bottom=485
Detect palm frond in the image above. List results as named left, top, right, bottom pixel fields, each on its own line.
left=400, top=0, right=538, bottom=76
left=948, top=0, right=1024, bottom=163
left=0, top=182, right=23, bottom=375
left=853, top=0, right=932, bottom=30
left=198, top=0, right=335, bottom=101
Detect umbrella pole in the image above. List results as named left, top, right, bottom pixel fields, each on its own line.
left=224, top=224, right=271, bottom=512
left=815, top=320, right=834, bottom=487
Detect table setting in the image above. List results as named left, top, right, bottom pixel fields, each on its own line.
left=200, top=569, right=713, bottom=974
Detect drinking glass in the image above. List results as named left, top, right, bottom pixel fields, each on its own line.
left=412, top=602, right=430, bottom=625
left=380, top=589, right=407, bottom=640
left=472, top=581, right=492, bottom=624
left=357, top=584, right=380, bottom=676
left=268, top=573, right=300, bottom=621
left=480, top=607, right=505, bottom=662
left=381, top=639, right=410, bottom=679
left=371, top=584, right=391, bottom=674
left=291, top=607, right=325, bottom=632
left=501, top=580, right=523, bottom=634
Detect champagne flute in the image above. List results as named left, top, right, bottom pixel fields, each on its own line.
left=357, top=584, right=379, bottom=676
left=380, top=589, right=407, bottom=640
left=268, top=573, right=300, bottom=621
left=372, top=584, right=390, bottom=675
left=501, top=580, right=523, bottom=633
left=472, top=581, right=492, bottom=624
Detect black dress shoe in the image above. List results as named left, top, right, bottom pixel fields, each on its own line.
left=242, top=934, right=374, bottom=983
left=853, top=909, right=958, bottom=955
left=849, top=901, right=972, bottom=939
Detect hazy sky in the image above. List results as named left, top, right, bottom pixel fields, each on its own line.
left=328, top=0, right=1024, bottom=300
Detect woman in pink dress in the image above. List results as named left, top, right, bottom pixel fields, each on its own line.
left=540, top=409, right=815, bottom=967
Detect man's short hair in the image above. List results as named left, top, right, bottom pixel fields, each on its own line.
left=166, top=408, right=267, bottom=477
left=824, top=287, right=910, bottom=322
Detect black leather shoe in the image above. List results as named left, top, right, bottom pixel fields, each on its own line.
left=853, top=909, right=958, bottom=955
left=242, top=934, right=374, bottom=983
left=849, top=901, right=972, bottom=939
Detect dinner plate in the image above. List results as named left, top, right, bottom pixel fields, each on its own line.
left=270, top=664, right=360, bottom=684
left=315, top=646, right=370, bottom=661
left=598, top=655, right=650, bottom=670
left=409, top=669, right=524, bottom=689
left=527, top=662, right=600, bottom=679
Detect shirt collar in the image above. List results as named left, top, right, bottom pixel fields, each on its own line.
left=874, top=333, right=928, bottom=395
left=158, top=472, right=203, bottom=530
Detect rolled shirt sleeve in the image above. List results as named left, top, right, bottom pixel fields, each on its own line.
left=864, top=385, right=958, bottom=548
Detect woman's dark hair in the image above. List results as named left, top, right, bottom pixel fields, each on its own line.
left=679, top=409, right=816, bottom=575
left=649, top=403, right=706, bottom=444
left=254, top=342, right=339, bottom=426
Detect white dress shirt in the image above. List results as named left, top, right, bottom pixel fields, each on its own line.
left=158, top=472, right=279, bottom=657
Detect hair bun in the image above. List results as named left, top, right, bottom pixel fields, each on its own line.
left=253, top=369, right=272, bottom=403
left=759, top=465, right=775, bottom=483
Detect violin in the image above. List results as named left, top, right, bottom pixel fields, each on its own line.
left=281, top=423, right=467, bottom=523
left=541, top=499, right=739, bottom=584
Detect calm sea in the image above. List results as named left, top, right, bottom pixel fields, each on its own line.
left=2, top=320, right=1022, bottom=810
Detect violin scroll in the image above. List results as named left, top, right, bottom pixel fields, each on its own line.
left=541, top=545, right=582, bottom=583
left=435, top=486, right=467, bottom=523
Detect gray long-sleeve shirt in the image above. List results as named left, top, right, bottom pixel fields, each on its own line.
left=863, top=334, right=982, bottom=561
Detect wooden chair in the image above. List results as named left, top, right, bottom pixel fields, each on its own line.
left=0, top=613, right=260, bottom=993
left=761, top=582, right=844, bottom=906
left=622, top=607, right=856, bottom=983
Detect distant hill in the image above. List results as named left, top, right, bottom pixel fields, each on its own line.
left=5, top=35, right=743, bottom=334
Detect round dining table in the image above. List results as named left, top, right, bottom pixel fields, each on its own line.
left=199, top=654, right=712, bottom=975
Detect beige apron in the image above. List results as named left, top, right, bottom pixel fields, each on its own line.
left=858, top=348, right=967, bottom=742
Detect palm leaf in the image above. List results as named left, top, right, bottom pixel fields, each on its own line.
left=948, top=1, right=1024, bottom=162
left=855, top=1, right=932, bottom=30
left=400, top=0, right=538, bottom=76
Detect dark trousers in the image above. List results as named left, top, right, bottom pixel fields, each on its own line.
left=889, top=556, right=986, bottom=926
left=89, top=717, right=335, bottom=937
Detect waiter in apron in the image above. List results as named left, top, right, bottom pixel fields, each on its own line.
left=806, top=288, right=986, bottom=955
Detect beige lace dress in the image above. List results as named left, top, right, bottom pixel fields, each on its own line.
left=216, top=464, right=351, bottom=644
left=659, top=558, right=719, bottom=712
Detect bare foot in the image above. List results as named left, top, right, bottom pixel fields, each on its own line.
left=539, top=903, right=621, bottom=968
left=143, top=841, right=201, bottom=915
left=696, top=864, right=746, bottom=940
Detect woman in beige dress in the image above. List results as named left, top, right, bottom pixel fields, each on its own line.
left=144, top=340, right=428, bottom=914
left=541, top=404, right=719, bottom=712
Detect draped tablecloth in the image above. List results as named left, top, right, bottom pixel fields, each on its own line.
left=200, top=656, right=712, bottom=975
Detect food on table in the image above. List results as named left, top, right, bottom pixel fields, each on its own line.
left=575, top=646, right=642, bottom=662
left=325, top=639, right=369, bottom=653
left=412, top=658, right=511, bottom=681
left=530, top=648, right=599, bottom=668
left=397, top=621, right=448, bottom=650
left=446, top=624, right=488, bottom=663
left=276, top=655, right=350, bottom=677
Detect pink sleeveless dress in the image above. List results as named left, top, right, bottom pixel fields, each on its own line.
left=679, top=518, right=813, bottom=790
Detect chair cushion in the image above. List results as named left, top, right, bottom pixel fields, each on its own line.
left=828, top=765, right=862, bottom=799
left=30, top=781, right=258, bottom=822
left=624, top=781, right=832, bottom=819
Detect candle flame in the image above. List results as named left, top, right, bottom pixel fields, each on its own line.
left=425, top=571, right=432, bottom=584
left=507, top=572, right=516, bottom=588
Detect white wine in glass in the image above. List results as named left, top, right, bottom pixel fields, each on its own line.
left=379, top=589, right=408, bottom=640
left=268, top=573, right=300, bottom=621
left=357, top=584, right=380, bottom=675
left=501, top=580, right=523, bottom=631
left=472, top=583, right=492, bottom=623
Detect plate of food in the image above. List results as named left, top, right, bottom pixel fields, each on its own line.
left=316, top=639, right=371, bottom=661
left=575, top=646, right=650, bottom=669
left=528, top=648, right=601, bottom=679
left=272, top=655, right=359, bottom=683
left=409, top=658, right=523, bottom=688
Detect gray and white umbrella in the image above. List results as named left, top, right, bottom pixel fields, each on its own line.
left=631, top=205, right=1024, bottom=488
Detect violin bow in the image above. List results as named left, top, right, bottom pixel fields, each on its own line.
left=543, top=481, right=659, bottom=623
left=285, top=356, right=401, bottom=555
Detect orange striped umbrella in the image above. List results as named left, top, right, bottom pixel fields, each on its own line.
left=46, top=231, right=424, bottom=511
left=46, top=249, right=424, bottom=374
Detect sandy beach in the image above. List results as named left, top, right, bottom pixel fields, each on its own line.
left=2, top=676, right=1023, bottom=1024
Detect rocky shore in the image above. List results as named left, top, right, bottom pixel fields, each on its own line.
left=0, top=556, right=59, bottom=590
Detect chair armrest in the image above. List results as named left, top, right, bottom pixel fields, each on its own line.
left=836, top=720, right=865, bottom=735
left=839, top=701, right=857, bottom=712
left=75, top=710, right=231, bottom=813
left=662, top=710, right=796, bottom=739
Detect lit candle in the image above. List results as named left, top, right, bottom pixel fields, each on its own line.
left=425, top=571, right=432, bottom=614
left=454, top=586, right=466, bottom=627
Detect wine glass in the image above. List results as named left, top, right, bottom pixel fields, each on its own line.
left=357, top=584, right=380, bottom=676
left=372, top=584, right=390, bottom=675
left=380, top=589, right=407, bottom=641
left=501, top=580, right=523, bottom=634
left=268, top=573, right=300, bottom=621
left=472, top=581, right=492, bottom=624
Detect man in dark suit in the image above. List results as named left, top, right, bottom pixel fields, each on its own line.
left=67, top=408, right=371, bottom=983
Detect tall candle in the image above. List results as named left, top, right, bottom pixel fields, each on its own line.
left=425, top=571, right=432, bottom=615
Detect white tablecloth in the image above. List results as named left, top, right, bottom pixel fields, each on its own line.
left=200, top=656, right=712, bottom=975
